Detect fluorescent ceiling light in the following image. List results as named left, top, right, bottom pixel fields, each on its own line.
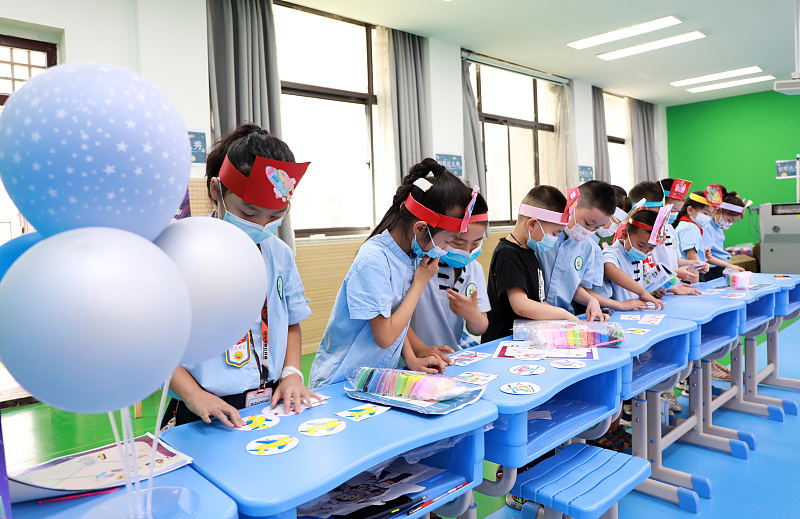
left=597, top=31, right=706, bottom=61
left=671, top=66, right=763, bottom=87
left=567, top=16, right=682, bottom=50
left=687, top=75, right=776, bottom=93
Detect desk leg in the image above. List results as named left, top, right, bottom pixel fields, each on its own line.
left=721, top=335, right=787, bottom=420
left=756, top=316, right=800, bottom=396
left=637, top=388, right=705, bottom=509
left=674, top=361, right=751, bottom=459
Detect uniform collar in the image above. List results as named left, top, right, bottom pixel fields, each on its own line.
left=377, top=229, right=415, bottom=264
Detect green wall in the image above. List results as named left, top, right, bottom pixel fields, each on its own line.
left=667, top=90, right=800, bottom=247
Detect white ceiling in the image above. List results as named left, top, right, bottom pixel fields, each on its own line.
left=290, top=0, right=797, bottom=106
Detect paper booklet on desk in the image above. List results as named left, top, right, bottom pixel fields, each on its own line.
left=8, top=433, right=191, bottom=503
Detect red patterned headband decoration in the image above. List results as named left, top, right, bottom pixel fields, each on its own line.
left=404, top=191, right=487, bottom=233
left=664, top=178, right=692, bottom=200
left=219, top=155, right=310, bottom=210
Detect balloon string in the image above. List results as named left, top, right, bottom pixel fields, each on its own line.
left=121, top=407, right=143, bottom=519
left=145, top=376, right=172, bottom=516
left=108, top=411, right=135, bottom=519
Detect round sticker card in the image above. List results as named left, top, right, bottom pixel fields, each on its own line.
left=499, top=382, right=541, bottom=395
left=236, top=414, right=280, bottom=431
left=509, top=364, right=545, bottom=376
left=514, top=351, right=546, bottom=361
left=246, top=435, right=299, bottom=456
left=298, top=418, right=346, bottom=437
left=550, top=359, right=586, bottom=369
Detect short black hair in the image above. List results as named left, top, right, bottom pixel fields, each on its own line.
left=629, top=209, right=658, bottom=236
left=521, top=185, right=567, bottom=214
left=611, top=185, right=632, bottom=211
left=629, top=181, right=664, bottom=203
left=578, top=180, right=616, bottom=215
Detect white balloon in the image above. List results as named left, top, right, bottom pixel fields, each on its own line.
left=154, top=217, right=268, bottom=364
left=0, top=228, right=191, bottom=414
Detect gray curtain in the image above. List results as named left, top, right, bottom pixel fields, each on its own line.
left=390, top=30, right=432, bottom=180
left=461, top=59, right=486, bottom=195
left=630, top=98, right=659, bottom=183
left=207, top=0, right=295, bottom=247
left=591, top=86, right=611, bottom=183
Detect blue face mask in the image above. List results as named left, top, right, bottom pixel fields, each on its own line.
left=624, top=236, right=649, bottom=262
left=219, top=186, right=283, bottom=243
left=412, top=227, right=447, bottom=259
left=442, top=245, right=483, bottom=268
left=667, top=211, right=679, bottom=225
left=694, top=213, right=712, bottom=226
left=527, top=221, right=558, bottom=253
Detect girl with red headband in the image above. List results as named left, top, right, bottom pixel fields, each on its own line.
left=309, top=158, right=475, bottom=389
left=165, top=125, right=317, bottom=428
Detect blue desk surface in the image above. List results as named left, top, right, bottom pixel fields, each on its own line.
left=657, top=292, right=746, bottom=324
left=446, top=340, right=630, bottom=415
left=696, top=279, right=782, bottom=303
left=11, top=466, right=238, bottom=519
left=607, top=313, right=696, bottom=358
left=162, top=382, right=497, bottom=518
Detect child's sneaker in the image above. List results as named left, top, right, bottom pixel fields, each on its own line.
left=712, top=361, right=732, bottom=381
left=661, top=391, right=682, bottom=413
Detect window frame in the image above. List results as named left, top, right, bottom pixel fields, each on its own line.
left=275, top=1, right=377, bottom=238
left=471, top=62, right=556, bottom=225
left=0, top=34, right=57, bottom=105
left=603, top=91, right=627, bottom=145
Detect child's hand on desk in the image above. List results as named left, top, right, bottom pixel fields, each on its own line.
left=418, top=344, right=455, bottom=365
left=447, top=289, right=481, bottom=321
left=669, top=284, right=702, bottom=296
left=562, top=309, right=581, bottom=322
left=617, top=299, right=649, bottom=311
left=585, top=298, right=608, bottom=322
left=413, top=257, right=440, bottom=285
left=272, top=375, right=321, bottom=414
left=639, top=292, right=665, bottom=310
left=675, top=266, right=700, bottom=284
left=408, top=354, right=447, bottom=374
left=185, top=390, right=244, bottom=428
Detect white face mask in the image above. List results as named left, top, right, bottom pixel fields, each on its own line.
left=596, top=222, right=618, bottom=238
left=565, top=217, right=594, bottom=241
left=694, top=213, right=712, bottom=226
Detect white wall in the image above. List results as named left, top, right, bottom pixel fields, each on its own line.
left=424, top=38, right=464, bottom=162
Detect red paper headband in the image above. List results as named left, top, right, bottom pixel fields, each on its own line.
left=219, top=155, right=310, bottom=210
left=630, top=220, right=654, bottom=231
left=404, top=192, right=488, bottom=233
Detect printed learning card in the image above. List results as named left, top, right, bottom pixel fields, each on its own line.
left=336, top=404, right=390, bottom=422
left=638, top=314, right=665, bottom=326
left=450, top=351, right=491, bottom=366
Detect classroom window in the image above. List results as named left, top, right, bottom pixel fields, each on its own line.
left=0, top=35, right=56, bottom=245
left=603, top=92, right=633, bottom=189
left=469, top=62, right=558, bottom=223
left=274, top=2, right=376, bottom=235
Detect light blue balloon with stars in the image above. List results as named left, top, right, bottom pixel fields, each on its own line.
left=0, top=63, right=191, bottom=240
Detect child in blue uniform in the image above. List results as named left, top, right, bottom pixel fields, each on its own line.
left=700, top=187, right=747, bottom=279
left=411, top=189, right=490, bottom=350
left=535, top=180, right=621, bottom=321
left=166, top=124, right=315, bottom=428
left=674, top=190, right=717, bottom=271
left=657, top=178, right=707, bottom=283
left=484, top=186, right=579, bottom=343
left=310, top=159, right=473, bottom=389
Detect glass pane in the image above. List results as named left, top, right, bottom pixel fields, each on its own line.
left=536, top=80, right=558, bottom=125
left=13, top=64, right=29, bottom=80
left=608, top=142, right=633, bottom=190
left=483, top=122, right=511, bottom=222
left=11, top=48, right=28, bottom=64
left=509, top=126, right=535, bottom=214
left=537, top=129, right=558, bottom=186
left=0, top=79, right=11, bottom=94
left=604, top=93, right=629, bottom=139
left=13, top=80, right=24, bottom=92
left=30, top=66, right=45, bottom=77
left=29, top=51, right=46, bottom=67
left=0, top=63, right=10, bottom=77
left=274, top=5, right=368, bottom=93
left=280, top=94, right=373, bottom=230
left=479, top=65, right=534, bottom=121
left=0, top=46, right=10, bottom=61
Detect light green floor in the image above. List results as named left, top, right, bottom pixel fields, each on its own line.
left=3, top=319, right=795, bottom=517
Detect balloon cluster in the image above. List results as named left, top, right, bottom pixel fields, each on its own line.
left=0, top=63, right=268, bottom=414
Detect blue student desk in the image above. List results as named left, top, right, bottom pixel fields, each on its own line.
left=445, top=340, right=630, bottom=471
left=11, top=466, right=238, bottom=519
left=605, top=312, right=699, bottom=511
left=162, top=382, right=498, bottom=519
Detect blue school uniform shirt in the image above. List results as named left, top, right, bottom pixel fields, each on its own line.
left=536, top=232, right=603, bottom=312
left=588, top=234, right=612, bottom=299
left=602, top=240, right=646, bottom=302
left=700, top=218, right=731, bottom=262
left=309, top=230, right=415, bottom=389
left=411, top=261, right=491, bottom=349
left=184, top=235, right=311, bottom=397
left=674, top=220, right=707, bottom=262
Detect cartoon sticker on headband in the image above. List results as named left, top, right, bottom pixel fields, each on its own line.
left=667, top=179, right=692, bottom=200
left=266, top=166, right=297, bottom=202
left=705, top=185, right=724, bottom=207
